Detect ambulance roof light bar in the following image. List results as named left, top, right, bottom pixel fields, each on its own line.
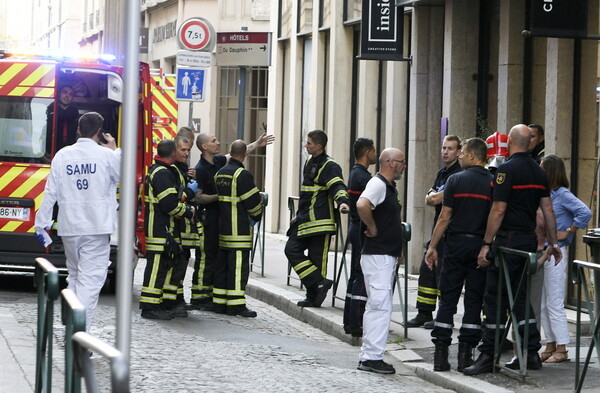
left=0, top=48, right=116, bottom=64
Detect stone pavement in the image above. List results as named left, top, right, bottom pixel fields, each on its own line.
left=246, top=233, right=600, bottom=393
left=1, top=231, right=599, bottom=392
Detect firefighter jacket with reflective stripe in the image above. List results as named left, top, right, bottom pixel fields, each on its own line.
left=173, top=161, right=201, bottom=248
left=215, top=158, right=263, bottom=249
left=144, top=159, right=194, bottom=253
left=296, top=152, right=349, bottom=238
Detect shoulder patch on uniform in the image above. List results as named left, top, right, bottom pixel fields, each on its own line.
left=496, top=172, right=506, bottom=184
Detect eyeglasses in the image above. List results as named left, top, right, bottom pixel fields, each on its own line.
left=387, top=159, right=405, bottom=164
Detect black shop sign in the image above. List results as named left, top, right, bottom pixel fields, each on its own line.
left=360, top=0, right=404, bottom=61
left=530, top=0, right=588, bottom=38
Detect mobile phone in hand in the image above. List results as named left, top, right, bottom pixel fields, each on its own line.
left=98, top=131, right=109, bottom=144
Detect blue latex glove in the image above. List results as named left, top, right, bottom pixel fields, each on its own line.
left=186, top=180, right=199, bottom=193
left=34, top=227, right=51, bottom=247
left=34, top=233, right=46, bottom=246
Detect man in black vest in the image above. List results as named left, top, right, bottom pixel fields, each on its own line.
left=356, top=148, right=405, bottom=375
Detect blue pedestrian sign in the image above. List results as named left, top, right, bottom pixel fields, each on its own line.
left=176, top=68, right=205, bottom=101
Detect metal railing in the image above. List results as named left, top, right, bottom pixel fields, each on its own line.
left=492, top=246, right=538, bottom=379
left=250, top=192, right=268, bottom=277
left=393, top=222, right=411, bottom=340
left=34, top=257, right=60, bottom=393
left=61, top=289, right=129, bottom=393
left=572, top=259, right=600, bottom=393
left=285, top=196, right=347, bottom=290
left=330, top=208, right=347, bottom=306
left=286, top=196, right=302, bottom=287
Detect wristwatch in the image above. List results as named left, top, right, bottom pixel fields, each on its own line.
left=566, top=227, right=572, bottom=233
left=482, top=241, right=493, bottom=247
left=552, top=243, right=560, bottom=249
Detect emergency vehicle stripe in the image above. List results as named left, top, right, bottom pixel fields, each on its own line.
left=512, top=184, right=546, bottom=190
left=0, top=165, right=49, bottom=232
left=0, top=165, right=27, bottom=192
left=0, top=64, right=55, bottom=97
left=0, top=63, right=28, bottom=86
left=454, top=193, right=491, bottom=200
left=10, top=168, right=48, bottom=198
left=0, top=221, right=23, bottom=232
left=19, top=64, right=55, bottom=87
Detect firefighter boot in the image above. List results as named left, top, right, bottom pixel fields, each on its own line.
left=457, top=342, right=473, bottom=372
left=433, top=342, right=450, bottom=371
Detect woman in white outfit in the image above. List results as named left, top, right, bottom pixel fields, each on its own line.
left=538, top=155, right=591, bottom=363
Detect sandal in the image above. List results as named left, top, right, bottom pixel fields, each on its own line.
left=540, top=342, right=556, bottom=362
left=544, top=349, right=569, bottom=363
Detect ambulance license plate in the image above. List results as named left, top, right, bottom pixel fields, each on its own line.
left=0, top=206, right=29, bottom=220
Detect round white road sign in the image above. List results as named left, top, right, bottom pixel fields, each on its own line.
left=177, top=17, right=215, bottom=52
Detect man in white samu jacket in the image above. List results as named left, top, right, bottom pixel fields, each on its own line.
left=35, top=111, right=121, bottom=331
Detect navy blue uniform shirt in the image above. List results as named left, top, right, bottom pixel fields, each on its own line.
left=493, top=152, right=550, bottom=232
left=195, top=154, right=227, bottom=210
left=443, top=166, right=494, bottom=236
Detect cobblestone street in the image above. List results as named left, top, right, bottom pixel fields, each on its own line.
left=1, top=261, right=452, bottom=393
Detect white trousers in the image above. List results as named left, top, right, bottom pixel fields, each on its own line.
left=62, top=234, right=111, bottom=332
left=540, top=246, right=570, bottom=345
left=359, top=254, right=396, bottom=362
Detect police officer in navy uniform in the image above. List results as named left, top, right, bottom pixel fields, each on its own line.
left=424, top=138, right=493, bottom=372
left=463, top=124, right=562, bottom=375
left=406, top=135, right=462, bottom=328
left=343, top=138, right=377, bottom=337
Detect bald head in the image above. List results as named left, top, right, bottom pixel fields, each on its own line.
left=379, top=148, right=402, bottom=165
left=378, top=148, right=405, bottom=181
left=508, top=124, right=532, bottom=153
left=230, top=139, right=247, bottom=161
left=196, top=133, right=211, bottom=151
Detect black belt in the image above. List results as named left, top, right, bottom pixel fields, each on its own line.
left=496, top=229, right=534, bottom=236
left=446, top=233, right=483, bottom=239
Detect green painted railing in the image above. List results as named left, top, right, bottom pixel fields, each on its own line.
left=34, top=257, right=60, bottom=393
left=572, top=259, right=600, bottom=393
left=493, top=246, right=538, bottom=379
left=250, top=192, right=268, bottom=277
left=61, top=289, right=129, bottom=393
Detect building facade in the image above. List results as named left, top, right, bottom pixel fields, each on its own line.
left=265, top=0, right=599, bottom=282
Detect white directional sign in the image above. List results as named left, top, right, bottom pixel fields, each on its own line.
left=216, top=32, right=271, bottom=67
left=177, top=17, right=215, bottom=52
left=177, top=50, right=212, bottom=67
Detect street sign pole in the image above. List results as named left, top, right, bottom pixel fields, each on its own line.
left=117, top=0, right=140, bottom=372
left=237, top=66, right=246, bottom=140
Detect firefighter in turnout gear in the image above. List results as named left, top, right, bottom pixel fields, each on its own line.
left=189, top=131, right=274, bottom=310
left=161, top=135, right=201, bottom=317
left=213, top=140, right=263, bottom=317
left=285, top=130, right=350, bottom=308
left=140, top=139, right=195, bottom=320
